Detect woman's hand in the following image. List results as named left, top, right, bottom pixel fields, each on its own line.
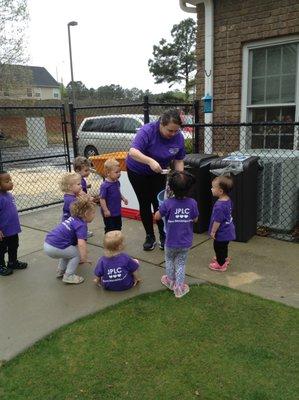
left=148, top=159, right=162, bottom=173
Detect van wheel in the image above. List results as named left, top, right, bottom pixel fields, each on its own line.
left=84, top=146, right=99, bottom=158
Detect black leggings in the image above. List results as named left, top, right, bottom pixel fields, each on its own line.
left=213, top=240, right=229, bottom=266
left=0, top=234, right=19, bottom=266
left=127, top=168, right=166, bottom=237
left=103, top=215, right=122, bottom=234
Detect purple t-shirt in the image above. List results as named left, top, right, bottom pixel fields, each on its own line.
left=94, top=252, right=139, bottom=291
left=81, top=177, right=87, bottom=193
left=126, top=121, right=186, bottom=176
left=0, top=192, right=21, bottom=237
left=208, top=199, right=236, bottom=242
left=99, top=180, right=121, bottom=217
left=62, top=193, right=77, bottom=221
left=159, top=197, right=199, bottom=248
left=45, top=216, right=87, bottom=249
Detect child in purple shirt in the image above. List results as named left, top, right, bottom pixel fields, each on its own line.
left=73, top=156, right=94, bottom=238
left=0, top=171, right=27, bottom=276
left=94, top=230, right=140, bottom=291
left=155, top=171, right=199, bottom=298
left=44, top=198, right=96, bottom=284
left=208, top=176, right=236, bottom=272
left=99, top=158, right=128, bottom=233
left=60, top=172, right=82, bottom=221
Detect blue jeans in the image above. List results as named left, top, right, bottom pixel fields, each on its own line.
left=165, top=247, right=189, bottom=286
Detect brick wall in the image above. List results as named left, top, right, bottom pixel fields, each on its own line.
left=196, top=0, right=299, bottom=125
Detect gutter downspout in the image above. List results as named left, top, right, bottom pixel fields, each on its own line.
left=179, top=0, right=214, bottom=153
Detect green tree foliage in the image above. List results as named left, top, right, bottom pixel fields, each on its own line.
left=0, top=0, right=30, bottom=89
left=63, top=81, right=187, bottom=106
left=0, top=0, right=28, bottom=65
left=148, top=18, right=196, bottom=101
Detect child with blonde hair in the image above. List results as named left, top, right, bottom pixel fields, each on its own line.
left=44, top=198, right=96, bottom=284
left=73, top=156, right=94, bottom=237
left=94, top=230, right=140, bottom=291
left=209, top=175, right=236, bottom=272
left=60, top=172, right=82, bottom=221
left=99, top=158, right=128, bottom=233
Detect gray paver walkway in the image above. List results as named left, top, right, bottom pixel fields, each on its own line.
left=0, top=205, right=298, bottom=362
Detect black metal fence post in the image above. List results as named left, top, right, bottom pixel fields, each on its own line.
left=143, top=95, right=150, bottom=124
left=193, top=99, right=200, bottom=153
left=69, top=102, right=78, bottom=157
left=61, top=105, right=72, bottom=171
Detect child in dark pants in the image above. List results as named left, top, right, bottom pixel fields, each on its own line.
left=209, top=175, right=236, bottom=272
left=99, top=158, right=128, bottom=233
left=0, top=171, right=27, bottom=276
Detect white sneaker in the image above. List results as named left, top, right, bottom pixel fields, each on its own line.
left=62, top=274, right=84, bottom=284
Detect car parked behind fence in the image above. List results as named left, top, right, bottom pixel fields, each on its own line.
left=77, top=114, right=158, bottom=158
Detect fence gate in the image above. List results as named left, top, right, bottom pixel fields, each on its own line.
left=0, top=105, right=72, bottom=211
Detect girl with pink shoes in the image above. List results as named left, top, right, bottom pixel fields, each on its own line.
left=155, top=171, right=199, bottom=298
left=209, top=176, right=236, bottom=272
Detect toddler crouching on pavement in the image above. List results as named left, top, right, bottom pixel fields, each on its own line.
left=44, top=198, right=95, bottom=284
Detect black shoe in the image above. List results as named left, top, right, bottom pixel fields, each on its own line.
left=0, top=265, right=13, bottom=276
left=159, top=233, right=165, bottom=250
left=143, top=235, right=156, bottom=251
left=8, top=260, right=28, bottom=270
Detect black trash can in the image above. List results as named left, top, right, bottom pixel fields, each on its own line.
left=209, top=155, right=260, bottom=242
left=184, top=153, right=219, bottom=233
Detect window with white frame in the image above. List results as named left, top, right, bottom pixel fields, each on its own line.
left=242, top=38, right=299, bottom=150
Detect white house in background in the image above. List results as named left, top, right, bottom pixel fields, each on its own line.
left=0, top=65, right=61, bottom=100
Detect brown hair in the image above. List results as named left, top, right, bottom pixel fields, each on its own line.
left=73, top=156, right=91, bottom=171
left=103, top=230, right=124, bottom=257
left=160, top=109, right=182, bottom=126
left=70, top=197, right=95, bottom=219
left=213, top=176, right=233, bottom=194
left=59, top=172, right=81, bottom=193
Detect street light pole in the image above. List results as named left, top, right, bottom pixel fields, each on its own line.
left=67, top=21, right=78, bottom=106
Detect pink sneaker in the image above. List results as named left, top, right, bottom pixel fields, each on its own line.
left=209, top=260, right=228, bottom=272
left=161, top=275, right=174, bottom=290
left=174, top=283, right=190, bottom=298
left=212, top=256, right=231, bottom=265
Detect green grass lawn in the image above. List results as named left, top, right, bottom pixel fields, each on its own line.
left=0, top=284, right=298, bottom=400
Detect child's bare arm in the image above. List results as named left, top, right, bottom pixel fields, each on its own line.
left=133, top=271, right=141, bottom=286
left=154, top=210, right=161, bottom=221
left=77, top=239, right=91, bottom=263
left=210, top=221, right=220, bottom=240
left=121, top=193, right=128, bottom=205
left=93, top=276, right=101, bottom=285
left=99, top=198, right=111, bottom=217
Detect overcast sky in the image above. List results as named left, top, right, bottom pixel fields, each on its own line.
left=27, top=0, right=196, bottom=93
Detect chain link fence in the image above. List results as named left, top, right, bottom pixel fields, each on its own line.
left=192, top=122, right=299, bottom=242
left=1, top=100, right=298, bottom=242
left=0, top=105, right=72, bottom=211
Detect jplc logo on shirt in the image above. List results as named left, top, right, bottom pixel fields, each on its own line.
left=175, top=208, right=190, bottom=219
left=169, top=147, right=179, bottom=155
left=108, top=267, right=122, bottom=279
